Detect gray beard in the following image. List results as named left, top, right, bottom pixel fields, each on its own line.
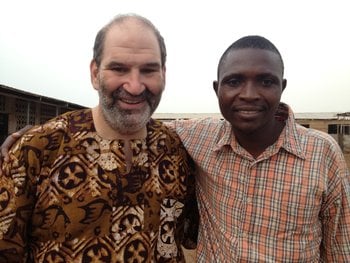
left=101, top=98, right=151, bottom=134
left=98, top=86, right=161, bottom=135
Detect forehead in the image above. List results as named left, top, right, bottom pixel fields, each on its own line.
left=102, top=20, right=161, bottom=63
left=219, top=48, right=283, bottom=77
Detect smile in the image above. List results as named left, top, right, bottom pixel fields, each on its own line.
left=237, top=110, right=261, bottom=114
left=120, top=98, right=145, bottom=104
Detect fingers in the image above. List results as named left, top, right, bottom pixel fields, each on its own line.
left=0, top=134, right=14, bottom=166
left=20, top=125, right=33, bottom=135
left=0, top=132, right=19, bottom=175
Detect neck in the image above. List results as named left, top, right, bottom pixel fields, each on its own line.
left=234, top=120, right=285, bottom=159
left=92, top=106, right=147, bottom=140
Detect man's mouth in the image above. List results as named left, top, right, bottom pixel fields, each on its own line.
left=232, top=106, right=265, bottom=118
left=236, top=110, right=261, bottom=114
left=234, top=106, right=264, bottom=112
left=120, top=98, right=145, bottom=104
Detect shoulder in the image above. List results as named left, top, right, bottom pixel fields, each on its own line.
left=148, top=118, right=182, bottom=142
left=296, top=124, right=341, bottom=151
left=170, top=118, right=229, bottom=144
left=296, top=124, right=348, bottom=174
left=172, top=117, right=226, bottom=132
left=15, top=109, right=92, bottom=149
left=147, top=119, right=190, bottom=159
left=30, top=108, right=92, bottom=134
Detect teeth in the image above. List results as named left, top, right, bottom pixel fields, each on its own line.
left=239, top=110, right=259, bottom=114
left=121, top=99, right=143, bottom=104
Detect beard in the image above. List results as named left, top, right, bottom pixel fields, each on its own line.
left=98, top=83, right=162, bottom=135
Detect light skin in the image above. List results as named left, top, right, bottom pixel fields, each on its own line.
left=90, top=18, right=166, bottom=141
left=213, top=48, right=287, bottom=158
left=0, top=18, right=166, bottom=174
left=0, top=18, right=197, bottom=259
left=89, top=18, right=166, bottom=171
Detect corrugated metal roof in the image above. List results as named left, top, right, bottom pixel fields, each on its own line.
left=294, top=112, right=339, bottom=119
left=0, top=84, right=86, bottom=109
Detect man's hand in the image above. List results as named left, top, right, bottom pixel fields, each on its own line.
left=0, top=125, right=33, bottom=174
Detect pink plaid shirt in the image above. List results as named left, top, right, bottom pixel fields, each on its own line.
left=173, top=103, right=350, bottom=262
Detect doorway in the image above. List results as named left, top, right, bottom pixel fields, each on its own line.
left=0, top=113, right=8, bottom=144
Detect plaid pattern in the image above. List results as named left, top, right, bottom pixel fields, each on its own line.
left=173, top=103, right=350, bottom=262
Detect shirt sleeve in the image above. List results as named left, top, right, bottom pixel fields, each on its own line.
left=320, top=145, right=350, bottom=262
left=0, top=136, right=37, bottom=262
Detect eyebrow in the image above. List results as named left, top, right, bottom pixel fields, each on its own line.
left=256, top=73, right=280, bottom=80
left=105, top=61, right=161, bottom=68
left=141, top=62, right=162, bottom=69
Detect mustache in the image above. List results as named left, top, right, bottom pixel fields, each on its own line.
left=111, top=87, right=153, bottom=101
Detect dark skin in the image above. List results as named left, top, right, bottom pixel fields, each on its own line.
left=214, top=48, right=287, bottom=158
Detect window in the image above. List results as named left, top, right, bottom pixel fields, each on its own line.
left=328, top=124, right=350, bottom=135
left=340, top=125, right=350, bottom=135
left=328, top=124, right=338, bottom=134
left=40, top=104, right=57, bottom=124
left=0, top=95, right=5, bottom=112
left=15, top=99, right=36, bottom=130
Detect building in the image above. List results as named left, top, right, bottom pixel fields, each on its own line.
left=0, top=84, right=86, bottom=143
left=295, top=112, right=350, bottom=168
left=1, top=84, right=350, bottom=167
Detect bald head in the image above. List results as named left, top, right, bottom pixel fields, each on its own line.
left=92, top=14, right=167, bottom=67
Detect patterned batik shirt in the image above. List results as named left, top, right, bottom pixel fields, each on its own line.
left=0, top=109, right=197, bottom=262
left=173, top=103, right=350, bottom=262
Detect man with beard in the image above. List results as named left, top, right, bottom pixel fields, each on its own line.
left=4, top=19, right=350, bottom=263
left=0, top=14, right=197, bottom=262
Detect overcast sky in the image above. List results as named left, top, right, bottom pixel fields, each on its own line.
left=1, top=0, right=349, bottom=113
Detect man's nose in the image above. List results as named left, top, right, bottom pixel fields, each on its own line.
left=239, top=82, right=259, bottom=100
left=122, top=71, right=145, bottom=95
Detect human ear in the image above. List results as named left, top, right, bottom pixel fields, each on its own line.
left=282, top=79, right=287, bottom=92
left=90, top=60, right=99, bottom=91
left=213, top=81, right=219, bottom=96
left=162, top=66, right=166, bottom=87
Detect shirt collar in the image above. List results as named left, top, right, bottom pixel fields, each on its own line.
left=277, top=103, right=306, bottom=159
left=214, top=103, right=306, bottom=160
left=214, top=121, right=234, bottom=151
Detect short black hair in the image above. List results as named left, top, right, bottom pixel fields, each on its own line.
left=217, top=35, right=284, bottom=78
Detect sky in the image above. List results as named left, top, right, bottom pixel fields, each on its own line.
left=0, top=0, right=349, bottom=114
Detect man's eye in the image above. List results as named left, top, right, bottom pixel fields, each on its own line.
left=111, top=67, right=127, bottom=72
left=141, top=68, right=157, bottom=74
left=226, top=79, right=241, bottom=87
left=261, top=79, right=274, bottom=86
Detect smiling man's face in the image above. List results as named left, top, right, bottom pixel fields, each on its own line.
left=90, top=18, right=165, bottom=134
left=214, top=48, right=286, bottom=136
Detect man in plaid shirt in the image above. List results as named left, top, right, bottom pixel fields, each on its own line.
left=173, top=35, right=350, bottom=262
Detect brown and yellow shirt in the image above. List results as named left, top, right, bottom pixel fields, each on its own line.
left=0, top=109, right=197, bottom=262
